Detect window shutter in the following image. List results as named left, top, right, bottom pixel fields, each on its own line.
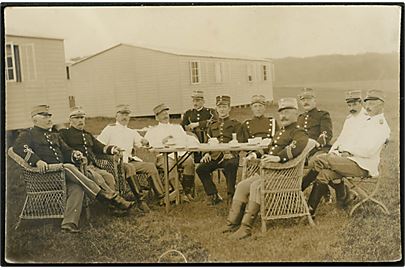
left=20, top=44, right=37, bottom=81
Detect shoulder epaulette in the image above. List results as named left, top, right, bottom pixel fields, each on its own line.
left=108, top=123, right=116, bottom=126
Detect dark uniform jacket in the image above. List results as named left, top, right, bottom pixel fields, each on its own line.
left=181, top=107, right=217, bottom=143
left=266, top=122, right=309, bottom=163
left=297, top=108, right=333, bottom=150
left=59, top=127, right=115, bottom=166
left=207, top=117, right=241, bottom=160
left=238, top=115, right=279, bottom=143
left=13, top=126, right=75, bottom=166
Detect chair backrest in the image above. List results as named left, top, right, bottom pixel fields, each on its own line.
left=260, top=139, right=317, bottom=191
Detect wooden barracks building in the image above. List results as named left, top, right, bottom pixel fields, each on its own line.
left=67, top=43, right=274, bottom=117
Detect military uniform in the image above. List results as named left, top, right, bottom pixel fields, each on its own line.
left=181, top=107, right=216, bottom=142
left=145, top=103, right=196, bottom=198
left=13, top=126, right=101, bottom=229
left=13, top=105, right=134, bottom=231
left=60, top=126, right=117, bottom=192
left=234, top=121, right=309, bottom=204
left=297, top=107, right=333, bottom=154
left=181, top=90, right=217, bottom=163
left=98, top=104, right=165, bottom=198
left=307, top=90, right=390, bottom=217
left=239, top=116, right=277, bottom=141
left=196, top=96, right=241, bottom=201
left=225, top=97, right=309, bottom=240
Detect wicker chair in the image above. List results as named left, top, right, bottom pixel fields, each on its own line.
left=8, top=147, right=66, bottom=229
left=260, top=139, right=317, bottom=232
left=344, top=142, right=389, bottom=217
left=241, top=158, right=261, bottom=181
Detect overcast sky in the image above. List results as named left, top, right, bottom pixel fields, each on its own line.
left=4, top=5, right=401, bottom=60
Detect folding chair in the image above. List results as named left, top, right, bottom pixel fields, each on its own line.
left=344, top=142, right=390, bottom=217
left=260, top=139, right=317, bottom=232
left=8, top=147, right=66, bottom=229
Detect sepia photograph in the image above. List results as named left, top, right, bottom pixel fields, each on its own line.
left=2, top=3, right=402, bottom=264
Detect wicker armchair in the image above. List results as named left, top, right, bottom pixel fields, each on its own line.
left=260, top=139, right=317, bottom=232
left=241, top=158, right=261, bottom=181
left=8, top=147, right=66, bottom=229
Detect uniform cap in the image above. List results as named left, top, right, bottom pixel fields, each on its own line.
left=31, top=105, right=51, bottom=117
left=251, top=95, right=266, bottom=105
left=345, top=90, right=362, bottom=102
left=69, top=106, right=86, bottom=118
left=153, top=103, right=170, bottom=115
left=278, top=98, right=298, bottom=112
left=364, top=89, right=385, bottom=102
left=191, top=90, right=204, bottom=99
left=116, top=104, right=132, bottom=114
left=216, top=95, right=231, bottom=106
left=298, top=88, right=316, bottom=99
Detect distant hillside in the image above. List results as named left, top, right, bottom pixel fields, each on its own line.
left=271, top=53, right=399, bottom=86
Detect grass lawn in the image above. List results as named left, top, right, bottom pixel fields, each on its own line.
left=5, top=85, right=401, bottom=263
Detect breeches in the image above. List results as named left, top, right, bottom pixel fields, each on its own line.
left=127, top=161, right=164, bottom=195
left=233, top=174, right=262, bottom=204
left=85, top=164, right=116, bottom=192
left=313, top=153, right=368, bottom=184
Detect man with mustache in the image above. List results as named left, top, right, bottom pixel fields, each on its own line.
left=297, top=88, right=333, bottom=158
left=305, top=90, right=390, bottom=218
left=13, top=105, right=134, bottom=233
left=181, top=90, right=217, bottom=162
left=98, top=104, right=164, bottom=213
left=298, top=88, right=333, bottom=201
left=222, top=98, right=309, bottom=239
left=144, top=103, right=198, bottom=202
left=330, top=90, right=369, bottom=154
left=60, top=106, right=125, bottom=205
left=196, top=95, right=241, bottom=205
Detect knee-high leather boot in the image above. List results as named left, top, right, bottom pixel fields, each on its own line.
left=95, top=190, right=135, bottom=210
left=182, top=175, right=195, bottom=200
left=229, top=201, right=260, bottom=240
left=127, top=176, right=151, bottom=213
left=221, top=200, right=246, bottom=233
left=333, top=182, right=356, bottom=209
left=302, top=169, right=319, bottom=191
left=307, top=181, right=329, bottom=217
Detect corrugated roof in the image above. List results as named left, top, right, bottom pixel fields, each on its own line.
left=71, top=43, right=271, bottom=66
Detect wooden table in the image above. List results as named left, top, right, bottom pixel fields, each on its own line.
left=152, top=142, right=270, bottom=213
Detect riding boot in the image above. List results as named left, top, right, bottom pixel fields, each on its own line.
left=334, top=182, right=356, bottom=209
left=301, top=169, right=319, bottom=191
left=229, top=201, right=260, bottom=240
left=221, top=200, right=246, bottom=233
left=182, top=175, right=195, bottom=201
left=307, top=181, right=329, bottom=218
left=127, top=176, right=151, bottom=213
left=96, top=190, right=134, bottom=210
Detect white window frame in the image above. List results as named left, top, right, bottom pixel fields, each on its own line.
left=215, top=62, right=223, bottom=83
left=5, top=43, right=17, bottom=82
left=190, top=61, right=201, bottom=84
left=262, top=65, right=268, bottom=81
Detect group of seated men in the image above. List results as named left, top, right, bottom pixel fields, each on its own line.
left=12, top=88, right=390, bottom=238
